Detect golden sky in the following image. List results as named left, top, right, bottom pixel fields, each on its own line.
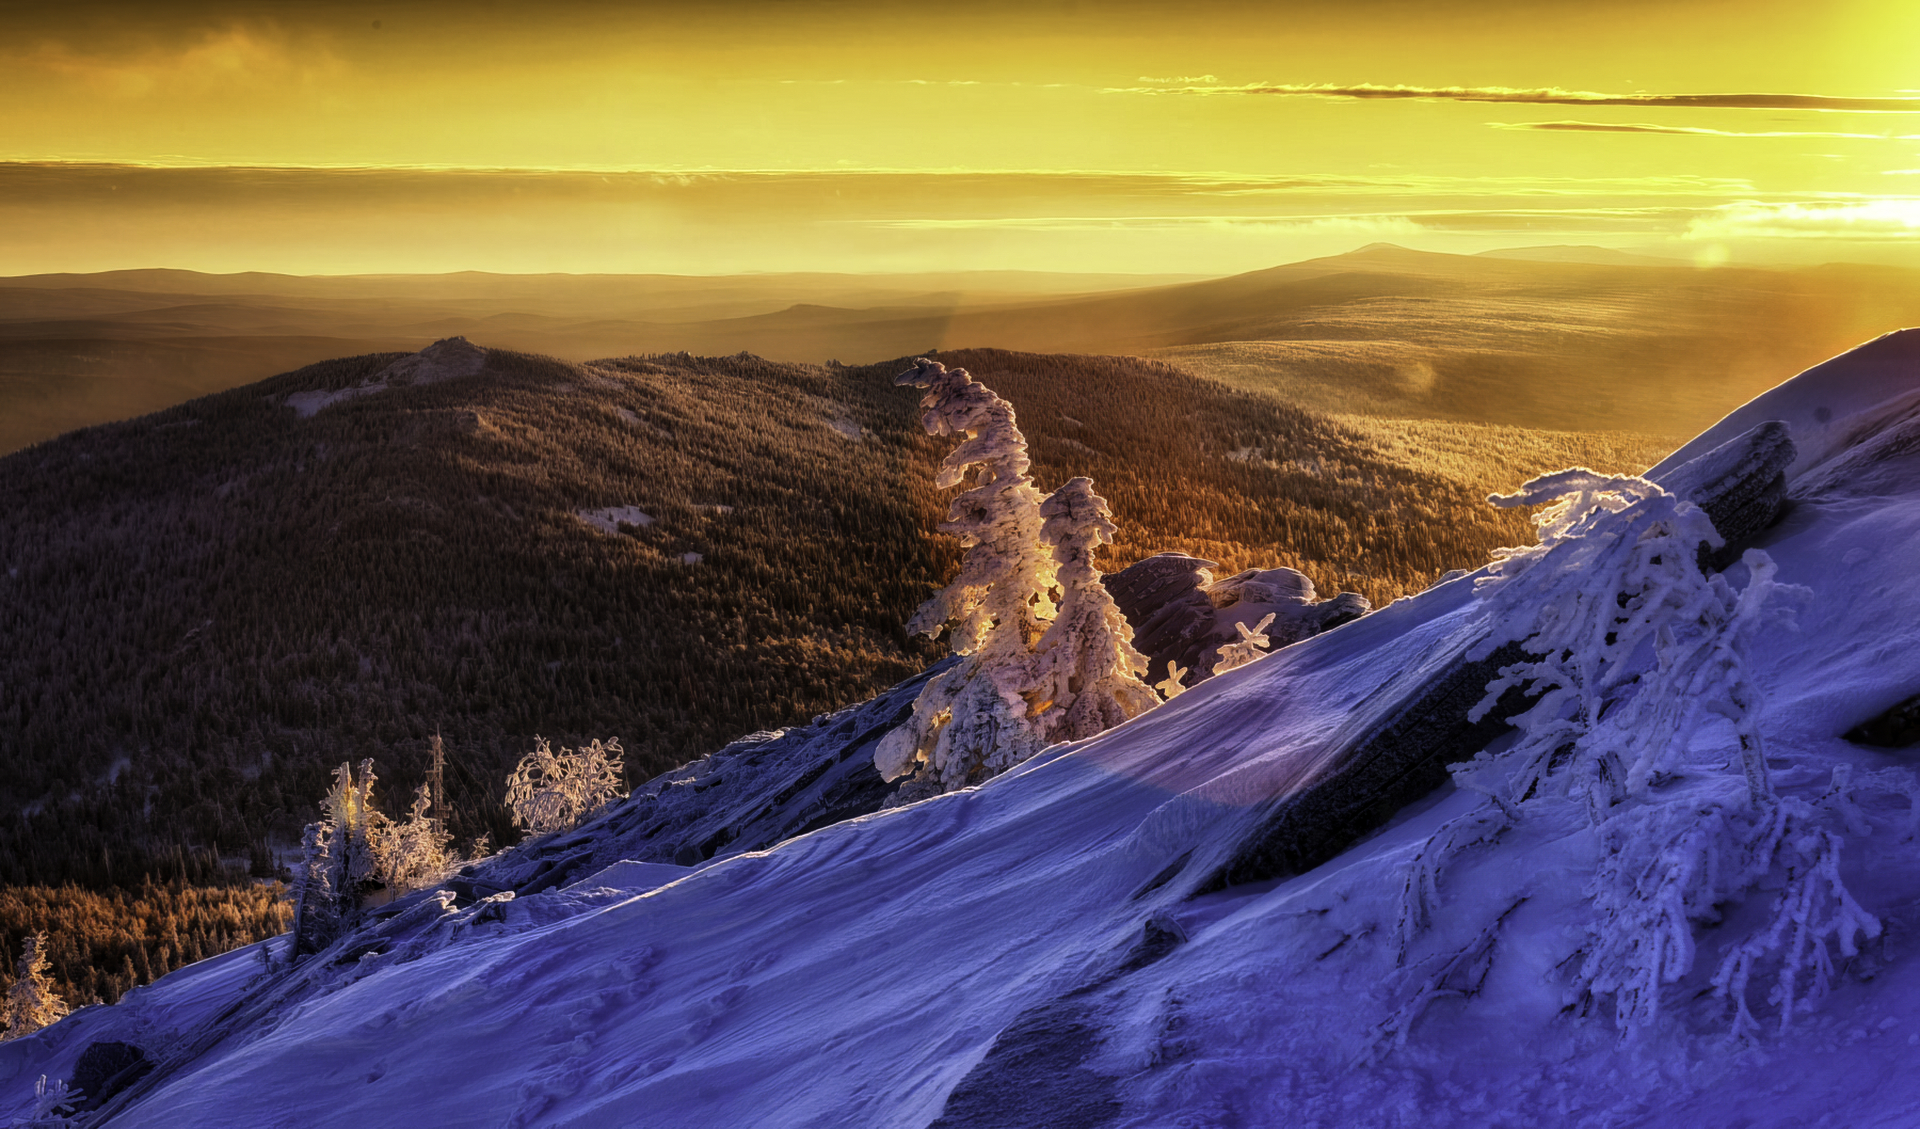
left=6, top=0, right=1920, bottom=274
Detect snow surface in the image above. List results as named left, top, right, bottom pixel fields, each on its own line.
left=284, top=383, right=387, bottom=419
left=9, top=336, right=1920, bottom=1128
left=574, top=507, right=653, bottom=535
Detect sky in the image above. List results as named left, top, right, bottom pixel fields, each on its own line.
left=5, top=0, right=1920, bottom=275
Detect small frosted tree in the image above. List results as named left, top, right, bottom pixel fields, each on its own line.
left=1213, top=613, right=1277, bottom=673
left=291, top=759, right=389, bottom=955
left=877, top=359, right=1058, bottom=795
left=1028, top=477, right=1159, bottom=742
left=381, top=783, right=454, bottom=892
left=3, top=932, right=69, bottom=1041
left=289, top=821, right=339, bottom=956
left=505, top=737, right=627, bottom=835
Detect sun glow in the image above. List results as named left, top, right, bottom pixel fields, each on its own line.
left=4, top=0, right=1919, bottom=274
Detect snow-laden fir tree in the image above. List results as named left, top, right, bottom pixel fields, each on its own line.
left=2, top=932, right=68, bottom=1041
left=1028, top=477, right=1159, bottom=741
left=292, top=759, right=390, bottom=956
left=876, top=359, right=1059, bottom=798
left=1393, top=469, right=1878, bottom=1039
left=505, top=737, right=627, bottom=835
left=289, top=820, right=339, bottom=956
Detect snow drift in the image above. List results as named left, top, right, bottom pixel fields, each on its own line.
left=7, top=332, right=1920, bottom=1128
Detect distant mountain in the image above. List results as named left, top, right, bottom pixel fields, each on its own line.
left=8, top=250, right=1920, bottom=454
left=1476, top=243, right=1687, bottom=267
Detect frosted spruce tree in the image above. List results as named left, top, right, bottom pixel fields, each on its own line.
left=292, top=759, right=390, bottom=955
left=876, top=359, right=1059, bottom=799
left=1029, top=477, right=1160, bottom=742
left=3, top=932, right=68, bottom=1042
left=289, top=820, right=339, bottom=956
left=1390, top=470, right=1878, bottom=1041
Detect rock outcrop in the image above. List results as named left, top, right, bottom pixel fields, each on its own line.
left=1103, top=555, right=1369, bottom=688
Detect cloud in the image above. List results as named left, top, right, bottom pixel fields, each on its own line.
left=7, top=22, right=346, bottom=98
left=1119, top=82, right=1920, bottom=114
left=862, top=207, right=1702, bottom=236
left=1491, top=121, right=1920, bottom=140
left=1687, top=199, right=1920, bottom=240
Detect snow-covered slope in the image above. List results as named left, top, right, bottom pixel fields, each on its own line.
left=7, top=334, right=1920, bottom=1128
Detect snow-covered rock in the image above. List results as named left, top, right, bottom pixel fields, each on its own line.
left=1102, top=554, right=1369, bottom=688
left=374, top=336, right=489, bottom=387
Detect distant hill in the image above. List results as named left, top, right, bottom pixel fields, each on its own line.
left=1475, top=244, right=1687, bottom=267
left=9, top=249, right=1918, bottom=455
left=0, top=270, right=1195, bottom=455
left=0, top=340, right=1665, bottom=893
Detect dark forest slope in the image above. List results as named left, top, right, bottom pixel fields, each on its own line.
left=0, top=342, right=1641, bottom=897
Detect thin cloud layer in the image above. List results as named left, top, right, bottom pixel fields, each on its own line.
left=1493, top=121, right=1920, bottom=140
left=1689, top=199, right=1920, bottom=240
left=1124, top=83, right=1920, bottom=114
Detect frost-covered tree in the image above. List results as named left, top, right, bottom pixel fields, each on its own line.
left=289, top=821, right=339, bottom=956
left=1028, top=477, right=1158, bottom=742
left=26, top=1075, right=81, bottom=1121
left=1212, top=613, right=1277, bottom=673
left=505, top=737, right=627, bottom=835
left=325, top=759, right=391, bottom=901
left=1394, top=469, right=1878, bottom=1039
left=3, top=932, right=69, bottom=1041
left=292, top=759, right=390, bottom=955
left=877, top=359, right=1059, bottom=795
left=381, top=783, right=454, bottom=892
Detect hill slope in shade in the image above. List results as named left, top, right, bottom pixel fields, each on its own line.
left=4, top=333, right=1918, bottom=1127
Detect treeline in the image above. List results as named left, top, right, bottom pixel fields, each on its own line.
left=0, top=881, right=290, bottom=1006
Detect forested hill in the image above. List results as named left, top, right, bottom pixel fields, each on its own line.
left=1, top=341, right=1620, bottom=895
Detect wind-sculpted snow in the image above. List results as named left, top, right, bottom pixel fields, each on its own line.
left=8, top=338, right=1920, bottom=1127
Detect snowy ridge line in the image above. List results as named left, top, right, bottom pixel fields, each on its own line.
left=1190, top=418, right=1796, bottom=893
